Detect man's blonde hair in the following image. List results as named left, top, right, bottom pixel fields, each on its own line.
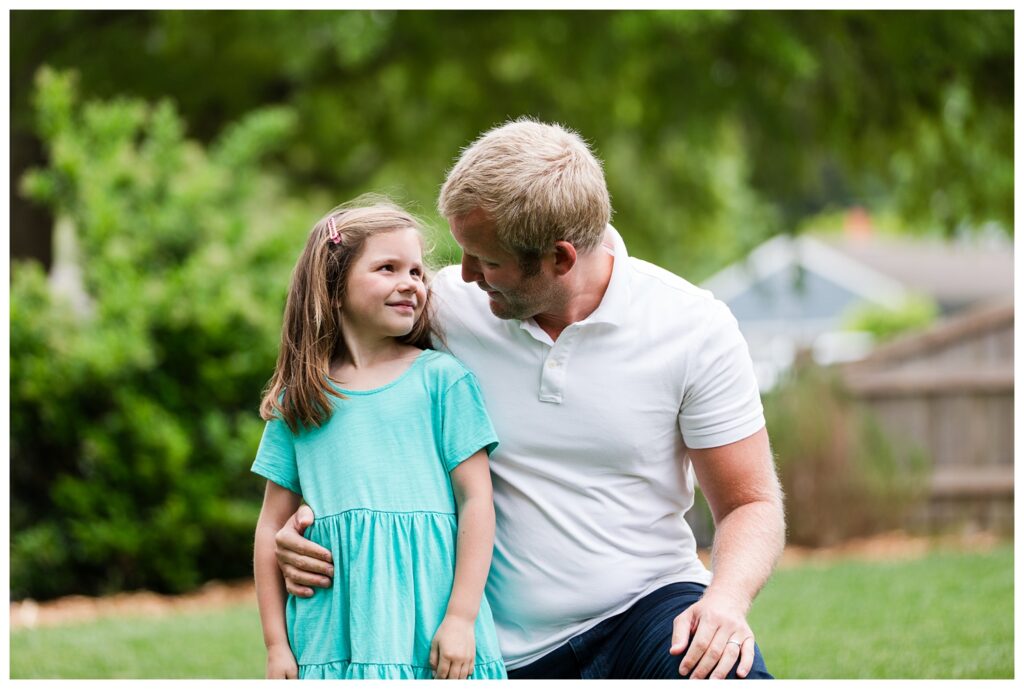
left=438, top=118, right=612, bottom=261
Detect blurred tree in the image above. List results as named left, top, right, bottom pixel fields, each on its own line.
left=11, top=10, right=1013, bottom=281
left=8, top=9, right=1014, bottom=598
left=11, top=68, right=313, bottom=598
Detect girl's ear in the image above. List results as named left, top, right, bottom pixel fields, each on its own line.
left=551, top=241, right=577, bottom=276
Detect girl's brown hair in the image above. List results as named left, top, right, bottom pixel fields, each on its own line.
left=260, top=197, right=435, bottom=432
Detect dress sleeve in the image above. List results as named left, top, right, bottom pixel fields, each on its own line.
left=678, top=300, right=766, bottom=450
left=439, top=373, right=500, bottom=473
left=251, top=416, right=302, bottom=495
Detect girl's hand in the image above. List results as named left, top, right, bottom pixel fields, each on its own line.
left=429, top=614, right=476, bottom=679
left=266, top=642, right=298, bottom=679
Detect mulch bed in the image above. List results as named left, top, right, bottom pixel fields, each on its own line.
left=10, top=530, right=1004, bottom=630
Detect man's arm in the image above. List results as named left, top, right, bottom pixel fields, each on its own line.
left=669, top=427, right=785, bottom=679
left=274, top=504, right=334, bottom=596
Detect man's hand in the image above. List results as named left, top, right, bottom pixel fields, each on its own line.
left=429, top=614, right=476, bottom=679
left=266, top=642, right=299, bottom=679
left=669, top=591, right=756, bottom=679
left=274, top=504, right=334, bottom=597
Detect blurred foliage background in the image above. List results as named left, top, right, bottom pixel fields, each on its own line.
left=9, top=10, right=1013, bottom=600
left=764, top=360, right=929, bottom=547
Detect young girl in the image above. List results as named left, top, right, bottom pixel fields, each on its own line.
left=252, top=198, right=506, bottom=679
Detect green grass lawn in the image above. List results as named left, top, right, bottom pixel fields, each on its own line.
left=10, top=604, right=266, bottom=679
left=749, top=545, right=1014, bottom=679
left=11, top=545, right=1013, bottom=679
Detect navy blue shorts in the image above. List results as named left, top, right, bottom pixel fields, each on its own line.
left=507, top=582, right=773, bottom=679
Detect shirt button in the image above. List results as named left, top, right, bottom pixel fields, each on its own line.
left=547, top=360, right=559, bottom=369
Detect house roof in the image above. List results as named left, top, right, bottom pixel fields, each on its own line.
left=702, top=231, right=1014, bottom=319
left=819, top=235, right=1014, bottom=311
left=701, top=234, right=908, bottom=321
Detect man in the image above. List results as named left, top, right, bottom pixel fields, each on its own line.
left=273, top=119, right=785, bottom=679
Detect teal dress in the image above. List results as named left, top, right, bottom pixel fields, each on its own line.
left=252, top=350, right=507, bottom=679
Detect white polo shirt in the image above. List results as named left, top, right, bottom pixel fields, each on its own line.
left=431, top=226, right=765, bottom=669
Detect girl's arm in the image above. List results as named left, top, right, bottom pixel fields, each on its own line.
left=254, top=480, right=304, bottom=679
left=429, top=449, right=496, bottom=680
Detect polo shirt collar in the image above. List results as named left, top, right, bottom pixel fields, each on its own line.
left=517, top=224, right=631, bottom=335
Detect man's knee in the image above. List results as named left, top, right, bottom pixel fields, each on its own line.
left=622, top=641, right=773, bottom=680
left=602, top=583, right=774, bottom=679
left=602, top=583, right=700, bottom=678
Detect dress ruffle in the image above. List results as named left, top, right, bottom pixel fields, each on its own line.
left=287, top=509, right=506, bottom=680
left=298, top=657, right=508, bottom=680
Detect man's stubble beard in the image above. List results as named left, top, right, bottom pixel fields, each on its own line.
left=486, top=293, right=535, bottom=321
left=486, top=277, right=563, bottom=322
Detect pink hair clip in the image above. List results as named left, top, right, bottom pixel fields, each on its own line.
left=326, top=216, right=341, bottom=244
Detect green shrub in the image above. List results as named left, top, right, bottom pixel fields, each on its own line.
left=765, top=361, right=928, bottom=546
left=11, top=68, right=311, bottom=599
left=843, top=294, right=938, bottom=343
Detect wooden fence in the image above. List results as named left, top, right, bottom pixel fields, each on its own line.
left=842, top=299, right=1014, bottom=534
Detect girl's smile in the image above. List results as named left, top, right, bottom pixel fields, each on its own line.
left=386, top=299, right=417, bottom=314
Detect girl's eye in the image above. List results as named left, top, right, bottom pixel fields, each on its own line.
left=378, top=264, right=394, bottom=272
left=411, top=268, right=423, bottom=278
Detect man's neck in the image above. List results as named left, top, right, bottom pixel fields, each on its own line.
left=533, top=247, right=614, bottom=341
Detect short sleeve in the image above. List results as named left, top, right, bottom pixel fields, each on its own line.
left=679, top=301, right=765, bottom=449
left=251, top=416, right=302, bottom=495
left=440, top=373, right=499, bottom=473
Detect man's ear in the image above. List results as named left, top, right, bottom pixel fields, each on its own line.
left=551, top=240, right=578, bottom=276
